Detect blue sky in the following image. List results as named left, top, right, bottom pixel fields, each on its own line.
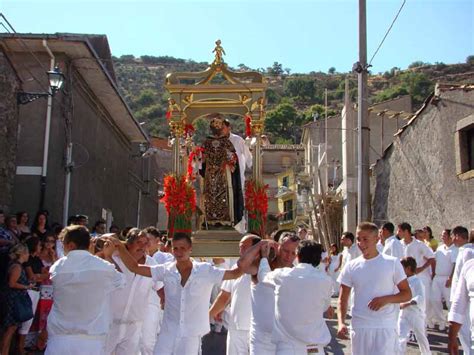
left=2, top=0, right=473, bottom=73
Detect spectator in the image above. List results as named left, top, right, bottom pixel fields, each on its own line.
left=5, top=214, right=21, bottom=244
left=379, top=222, right=404, bottom=260
left=19, top=237, right=46, bottom=353
left=16, top=211, right=31, bottom=239
left=423, top=226, right=439, bottom=252
left=109, top=224, right=120, bottom=234
left=1, top=243, right=34, bottom=355
left=91, top=219, right=106, bottom=237
left=31, top=212, right=49, bottom=241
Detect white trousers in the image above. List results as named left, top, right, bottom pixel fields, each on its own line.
left=398, top=310, right=431, bottom=355
left=419, top=275, right=433, bottom=323
left=249, top=330, right=276, bottom=355
left=105, top=321, right=142, bottom=355
left=430, top=275, right=450, bottom=326
left=458, top=318, right=473, bottom=355
left=153, top=330, right=201, bottom=355
left=226, top=329, right=249, bottom=355
left=18, top=289, right=40, bottom=335
left=350, top=328, right=399, bottom=355
left=45, top=334, right=105, bottom=355
left=140, top=303, right=162, bottom=355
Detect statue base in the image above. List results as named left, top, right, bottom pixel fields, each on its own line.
left=191, top=229, right=242, bottom=257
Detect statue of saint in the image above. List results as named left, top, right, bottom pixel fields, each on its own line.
left=199, top=114, right=243, bottom=228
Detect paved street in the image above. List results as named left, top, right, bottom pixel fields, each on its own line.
left=202, top=297, right=451, bottom=355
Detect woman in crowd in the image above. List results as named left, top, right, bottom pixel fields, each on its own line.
left=423, top=225, right=438, bottom=252
left=16, top=211, right=31, bottom=240
left=0, top=243, right=34, bottom=355
left=19, top=237, right=48, bottom=353
left=4, top=215, right=21, bottom=244
left=34, top=235, right=58, bottom=351
left=31, top=212, right=49, bottom=242
left=327, top=242, right=343, bottom=297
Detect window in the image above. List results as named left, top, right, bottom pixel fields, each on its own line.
left=283, top=199, right=293, bottom=221
left=282, top=176, right=289, bottom=188
left=455, top=114, right=474, bottom=180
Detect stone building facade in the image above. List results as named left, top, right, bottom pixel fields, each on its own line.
left=0, top=48, right=19, bottom=212
left=372, top=84, right=474, bottom=234
left=0, top=33, right=163, bottom=229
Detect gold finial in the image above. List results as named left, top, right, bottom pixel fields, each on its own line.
left=212, top=39, right=226, bottom=65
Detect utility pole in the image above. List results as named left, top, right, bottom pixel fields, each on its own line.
left=354, top=0, right=370, bottom=223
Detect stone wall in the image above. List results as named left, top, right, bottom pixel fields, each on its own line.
left=373, top=87, right=474, bottom=234
left=0, top=49, right=19, bottom=213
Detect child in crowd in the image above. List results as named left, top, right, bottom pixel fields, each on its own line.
left=398, top=257, right=431, bottom=355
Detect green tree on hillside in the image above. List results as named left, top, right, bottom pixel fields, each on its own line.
left=265, top=102, right=302, bottom=143
left=284, top=78, right=315, bottom=101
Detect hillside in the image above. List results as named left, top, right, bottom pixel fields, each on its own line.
left=113, top=55, right=474, bottom=143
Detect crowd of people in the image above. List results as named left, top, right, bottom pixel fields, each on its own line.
left=0, top=209, right=473, bottom=355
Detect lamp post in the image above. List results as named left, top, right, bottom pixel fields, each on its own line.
left=17, top=66, right=65, bottom=105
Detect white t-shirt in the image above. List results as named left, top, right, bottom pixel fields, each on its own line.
left=382, top=235, right=404, bottom=260
left=402, top=275, right=426, bottom=315
left=338, top=253, right=406, bottom=329
left=221, top=274, right=252, bottom=331
left=250, top=281, right=275, bottom=335
left=434, top=244, right=456, bottom=277
left=401, top=238, right=434, bottom=279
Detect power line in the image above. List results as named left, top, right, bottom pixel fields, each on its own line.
left=369, top=0, right=407, bottom=66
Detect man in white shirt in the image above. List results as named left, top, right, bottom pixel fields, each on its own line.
left=111, top=232, right=254, bottom=355
left=398, top=222, right=435, bottom=326
left=255, top=239, right=332, bottom=355
left=45, top=226, right=125, bottom=355
left=337, top=222, right=411, bottom=355
left=398, top=257, right=431, bottom=355
left=340, top=232, right=361, bottom=268
left=448, top=257, right=474, bottom=355
left=248, top=233, right=301, bottom=355
left=105, top=228, right=158, bottom=355
left=210, top=234, right=261, bottom=355
left=449, top=225, right=473, bottom=355
left=431, top=229, right=456, bottom=331
left=379, top=222, right=404, bottom=260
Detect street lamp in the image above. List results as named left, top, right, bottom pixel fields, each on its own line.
left=17, top=66, right=65, bottom=105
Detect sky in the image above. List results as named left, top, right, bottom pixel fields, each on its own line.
left=1, top=0, right=473, bottom=74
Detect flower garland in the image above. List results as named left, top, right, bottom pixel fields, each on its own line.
left=160, top=174, right=196, bottom=237
left=245, top=179, right=269, bottom=237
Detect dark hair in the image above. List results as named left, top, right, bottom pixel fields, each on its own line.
left=143, top=226, right=161, bottom=239
left=125, top=228, right=147, bottom=245
left=297, top=240, right=322, bottom=267
left=109, top=224, right=120, bottom=233
left=92, top=219, right=105, bottom=232
left=16, top=211, right=28, bottom=223
left=279, top=232, right=300, bottom=245
left=382, top=222, right=395, bottom=234
left=24, top=236, right=40, bottom=254
left=443, top=229, right=452, bottom=236
left=341, top=231, right=355, bottom=243
left=67, top=215, right=78, bottom=226
left=398, top=222, right=412, bottom=234
left=120, top=226, right=134, bottom=241
left=452, top=226, right=469, bottom=240
left=60, top=225, right=90, bottom=250
left=330, top=243, right=339, bottom=255
left=423, top=226, right=433, bottom=239
left=5, top=215, right=17, bottom=227
left=172, top=232, right=192, bottom=246
left=400, top=256, right=417, bottom=273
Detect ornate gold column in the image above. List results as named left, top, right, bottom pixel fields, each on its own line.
left=251, top=117, right=264, bottom=184
left=168, top=99, right=185, bottom=176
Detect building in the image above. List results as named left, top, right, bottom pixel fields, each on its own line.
left=372, top=83, right=474, bottom=234
left=262, top=144, right=305, bottom=231
left=301, top=92, right=413, bottom=233
left=0, top=33, right=162, bottom=229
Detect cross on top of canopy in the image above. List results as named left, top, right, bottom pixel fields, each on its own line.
left=164, top=40, right=267, bottom=126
